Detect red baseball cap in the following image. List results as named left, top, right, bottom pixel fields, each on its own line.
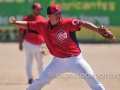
left=47, top=4, right=63, bottom=15
left=32, top=3, right=42, bottom=9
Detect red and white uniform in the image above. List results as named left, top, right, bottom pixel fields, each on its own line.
left=19, top=15, right=46, bottom=80
left=20, top=15, right=45, bottom=44
left=27, top=17, right=105, bottom=90
left=27, top=18, right=82, bottom=58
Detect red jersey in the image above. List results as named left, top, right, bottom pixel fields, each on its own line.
left=27, top=18, right=83, bottom=58
left=19, top=15, right=46, bottom=45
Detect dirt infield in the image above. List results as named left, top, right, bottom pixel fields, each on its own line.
left=0, top=43, right=120, bottom=90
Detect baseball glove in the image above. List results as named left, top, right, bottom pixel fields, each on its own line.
left=98, top=25, right=116, bottom=41
left=41, top=46, right=49, bottom=56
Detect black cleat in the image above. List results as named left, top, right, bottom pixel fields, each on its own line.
left=28, top=78, right=33, bottom=84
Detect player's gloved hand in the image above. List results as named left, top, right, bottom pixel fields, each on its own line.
left=98, top=25, right=116, bottom=42
left=8, top=16, right=16, bottom=24
left=40, top=46, right=49, bottom=56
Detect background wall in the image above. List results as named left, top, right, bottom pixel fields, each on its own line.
left=0, top=0, right=119, bottom=42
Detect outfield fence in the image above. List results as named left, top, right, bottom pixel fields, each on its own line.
left=0, top=0, right=119, bottom=42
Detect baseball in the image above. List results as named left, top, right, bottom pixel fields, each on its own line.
left=9, top=16, right=16, bottom=24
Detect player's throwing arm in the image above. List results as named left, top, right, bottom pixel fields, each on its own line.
left=9, top=16, right=28, bottom=29
left=9, top=16, right=115, bottom=42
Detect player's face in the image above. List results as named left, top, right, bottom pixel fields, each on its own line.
left=32, top=9, right=41, bottom=16
left=48, top=12, right=62, bottom=25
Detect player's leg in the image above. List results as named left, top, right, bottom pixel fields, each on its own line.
left=35, top=46, right=43, bottom=76
left=24, top=40, right=34, bottom=83
left=27, top=57, right=66, bottom=90
left=68, top=54, right=105, bottom=90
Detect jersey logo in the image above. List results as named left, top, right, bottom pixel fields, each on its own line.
left=72, top=19, right=80, bottom=25
left=56, top=6, right=59, bottom=10
left=56, top=30, right=67, bottom=42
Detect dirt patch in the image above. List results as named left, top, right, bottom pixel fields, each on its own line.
left=0, top=43, right=120, bottom=90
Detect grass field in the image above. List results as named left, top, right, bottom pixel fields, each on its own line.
left=0, top=43, right=120, bottom=90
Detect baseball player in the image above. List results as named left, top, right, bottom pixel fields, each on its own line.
left=9, top=4, right=115, bottom=90
left=18, top=3, right=46, bottom=84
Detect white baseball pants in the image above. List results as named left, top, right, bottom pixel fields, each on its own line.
left=27, top=54, right=105, bottom=90
left=24, top=40, right=43, bottom=79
